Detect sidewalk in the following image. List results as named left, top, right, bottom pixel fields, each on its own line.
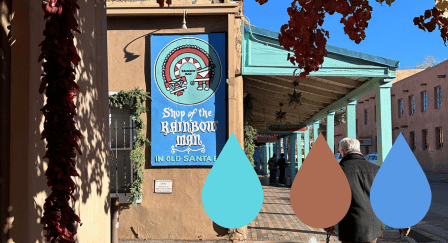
left=243, top=175, right=412, bottom=243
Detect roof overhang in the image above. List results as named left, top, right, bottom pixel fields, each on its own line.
left=242, top=24, right=399, bottom=132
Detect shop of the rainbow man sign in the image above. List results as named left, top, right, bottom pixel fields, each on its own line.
left=151, top=33, right=226, bottom=166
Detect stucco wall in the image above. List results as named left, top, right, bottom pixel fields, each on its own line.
left=107, top=16, right=230, bottom=240
left=9, top=0, right=110, bottom=242
left=391, top=63, right=448, bottom=173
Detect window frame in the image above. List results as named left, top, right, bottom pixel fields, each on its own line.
left=364, top=109, right=368, bottom=125
left=398, top=99, right=404, bottom=118
left=436, top=127, right=443, bottom=149
left=410, top=131, right=415, bottom=151
left=409, top=95, right=415, bottom=115
left=109, top=92, right=141, bottom=204
left=422, top=129, right=429, bottom=150
left=435, top=86, right=442, bottom=109
left=421, top=91, right=428, bottom=112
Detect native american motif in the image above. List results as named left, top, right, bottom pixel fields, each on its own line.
left=162, top=45, right=215, bottom=96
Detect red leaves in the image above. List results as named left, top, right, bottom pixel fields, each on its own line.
left=255, top=0, right=269, bottom=5
left=39, top=0, right=82, bottom=241
left=278, top=0, right=373, bottom=78
left=413, top=7, right=448, bottom=46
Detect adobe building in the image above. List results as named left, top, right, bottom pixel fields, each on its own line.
left=334, top=60, right=448, bottom=173
left=3, top=0, right=404, bottom=242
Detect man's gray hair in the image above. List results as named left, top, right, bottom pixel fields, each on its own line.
left=339, top=138, right=361, bottom=153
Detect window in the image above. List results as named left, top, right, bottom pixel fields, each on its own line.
left=436, top=127, right=443, bottom=149
left=109, top=104, right=138, bottom=202
left=422, top=129, right=428, bottom=150
left=421, top=91, right=428, bottom=112
left=410, top=132, right=415, bottom=151
left=364, top=109, right=368, bottom=125
left=356, top=119, right=358, bottom=134
left=435, top=86, right=442, bottom=108
left=374, top=105, right=376, bottom=123
left=398, top=99, right=403, bottom=118
left=409, top=95, right=415, bottom=115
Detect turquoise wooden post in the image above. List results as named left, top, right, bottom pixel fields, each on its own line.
left=282, top=137, right=287, bottom=182
left=296, top=133, right=303, bottom=178
left=376, top=79, right=393, bottom=166
left=277, top=138, right=281, bottom=156
left=262, top=145, right=267, bottom=175
left=304, top=128, right=310, bottom=158
left=266, top=143, right=272, bottom=176
left=289, top=134, right=296, bottom=185
left=346, top=100, right=357, bottom=139
left=327, top=111, right=335, bottom=154
left=313, top=121, right=319, bottom=145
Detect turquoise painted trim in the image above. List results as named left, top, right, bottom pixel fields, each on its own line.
left=327, top=111, right=335, bottom=154
left=305, top=77, right=385, bottom=124
left=304, top=129, right=310, bottom=158
left=283, top=137, right=287, bottom=159
left=243, top=24, right=400, bottom=69
left=346, top=100, right=357, bottom=139
left=313, top=121, right=320, bottom=142
left=295, top=133, right=302, bottom=183
left=375, top=79, right=394, bottom=166
left=289, top=135, right=296, bottom=185
left=264, top=145, right=268, bottom=175
left=242, top=67, right=396, bottom=77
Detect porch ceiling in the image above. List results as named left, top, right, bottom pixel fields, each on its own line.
left=243, top=75, right=370, bottom=132
left=242, top=24, right=400, bottom=132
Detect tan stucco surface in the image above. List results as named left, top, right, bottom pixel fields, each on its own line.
left=107, top=16, right=232, bottom=240
left=9, top=0, right=110, bottom=242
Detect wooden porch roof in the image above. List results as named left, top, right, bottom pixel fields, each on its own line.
left=242, top=24, right=399, bottom=132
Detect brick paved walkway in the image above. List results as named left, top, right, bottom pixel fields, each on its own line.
left=247, top=175, right=410, bottom=243
left=247, top=175, right=341, bottom=242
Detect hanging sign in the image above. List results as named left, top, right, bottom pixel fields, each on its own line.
left=267, top=123, right=306, bottom=132
left=151, top=34, right=226, bottom=166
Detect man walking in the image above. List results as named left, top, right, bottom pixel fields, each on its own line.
left=324, top=138, right=381, bottom=243
left=277, top=153, right=286, bottom=186
left=268, top=153, right=278, bottom=185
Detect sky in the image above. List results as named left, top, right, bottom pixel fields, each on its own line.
left=243, top=0, right=448, bottom=70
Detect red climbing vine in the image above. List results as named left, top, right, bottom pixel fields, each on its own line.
left=256, top=0, right=448, bottom=78
left=39, top=0, right=82, bottom=242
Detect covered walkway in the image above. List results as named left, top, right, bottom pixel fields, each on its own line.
left=243, top=24, right=400, bottom=186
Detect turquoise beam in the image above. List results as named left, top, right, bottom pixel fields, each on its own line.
left=289, top=134, right=296, bottom=185
left=327, top=111, right=335, bottom=154
left=346, top=100, right=357, bottom=139
left=305, top=77, right=391, bottom=125
left=313, top=121, right=320, bottom=146
left=304, top=129, right=310, bottom=158
left=296, top=133, right=303, bottom=179
left=376, top=79, right=394, bottom=166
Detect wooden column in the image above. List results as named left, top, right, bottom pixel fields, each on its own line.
left=375, top=79, right=393, bottom=166
left=327, top=111, right=335, bottom=154
left=346, top=100, right=357, bottom=139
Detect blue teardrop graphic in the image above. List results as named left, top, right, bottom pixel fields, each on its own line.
left=371, top=133, right=432, bottom=228
left=202, top=133, right=264, bottom=229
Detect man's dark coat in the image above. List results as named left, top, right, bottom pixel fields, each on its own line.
left=337, top=152, right=382, bottom=243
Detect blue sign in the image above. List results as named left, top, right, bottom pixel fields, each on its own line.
left=151, top=34, right=226, bottom=166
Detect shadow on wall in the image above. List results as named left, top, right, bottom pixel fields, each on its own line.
left=31, top=0, right=110, bottom=242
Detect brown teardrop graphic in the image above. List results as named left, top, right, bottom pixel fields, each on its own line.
left=290, top=133, right=352, bottom=228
